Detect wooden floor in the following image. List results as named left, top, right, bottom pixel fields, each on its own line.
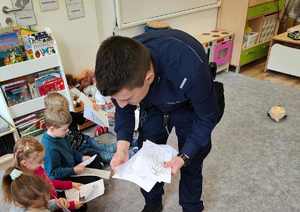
left=240, top=59, right=300, bottom=89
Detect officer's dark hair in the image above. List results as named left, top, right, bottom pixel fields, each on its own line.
left=95, top=36, right=151, bottom=96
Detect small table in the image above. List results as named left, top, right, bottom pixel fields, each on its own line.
left=265, top=26, right=300, bottom=77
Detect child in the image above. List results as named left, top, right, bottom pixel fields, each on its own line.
left=67, top=72, right=112, bottom=136
left=13, top=136, right=82, bottom=210
left=2, top=166, right=51, bottom=211
left=93, top=89, right=116, bottom=136
left=44, top=92, right=116, bottom=163
left=42, top=108, right=101, bottom=184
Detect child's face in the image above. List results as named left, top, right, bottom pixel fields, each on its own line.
left=49, top=124, right=69, bottom=138
left=22, top=151, right=45, bottom=171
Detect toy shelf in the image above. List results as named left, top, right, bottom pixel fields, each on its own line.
left=247, top=0, right=284, bottom=20
left=217, top=0, right=286, bottom=71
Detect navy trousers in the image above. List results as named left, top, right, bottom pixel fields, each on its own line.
left=138, top=105, right=211, bottom=212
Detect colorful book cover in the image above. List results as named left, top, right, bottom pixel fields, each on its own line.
left=0, top=32, right=19, bottom=51
left=1, top=79, right=32, bottom=106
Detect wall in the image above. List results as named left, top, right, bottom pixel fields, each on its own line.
left=33, top=0, right=101, bottom=74
left=0, top=0, right=218, bottom=74
left=0, top=0, right=101, bottom=75
left=96, top=0, right=219, bottom=38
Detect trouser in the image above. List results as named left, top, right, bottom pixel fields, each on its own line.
left=138, top=105, right=211, bottom=212
left=78, top=135, right=116, bottom=163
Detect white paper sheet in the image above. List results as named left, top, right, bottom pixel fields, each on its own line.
left=72, top=168, right=111, bottom=180
left=65, top=179, right=104, bottom=203
left=70, top=88, right=109, bottom=127
left=113, top=141, right=178, bottom=192
left=79, top=154, right=97, bottom=167
left=83, top=106, right=109, bottom=127
left=113, top=152, right=157, bottom=192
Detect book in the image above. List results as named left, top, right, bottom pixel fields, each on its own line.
left=65, top=179, right=105, bottom=203
left=1, top=79, right=32, bottom=106
left=23, top=31, right=56, bottom=59
left=0, top=46, right=27, bottom=66
left=0, top=31, right=27, bottom=66
left=14, top=111, right=45, bottom=137
left=36, top=76, right=65, bottom=96
left=0, top=32, right=19, bottom=51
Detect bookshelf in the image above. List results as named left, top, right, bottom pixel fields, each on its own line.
left=0, top=28, right=73, bottom=138
left=0, top=54, right=60, bottom=82
left=217, top=0, right=286, bottom=72
left=9, top=90, right=69, bottom=119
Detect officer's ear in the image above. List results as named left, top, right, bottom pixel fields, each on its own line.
left=144, top=65, right=155, bottom=85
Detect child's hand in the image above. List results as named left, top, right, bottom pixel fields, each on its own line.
left=82, top=155, right=91, bottom=161
left=72, top=182, right=81, bottom=190
left=74, top=200, right=83, bottom=209
left=74, top=164, right=85, bottom=174
left=56, top=198, right=70, bottom=209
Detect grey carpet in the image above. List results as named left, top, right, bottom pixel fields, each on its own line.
left=88, top=72, right=300, bottom=212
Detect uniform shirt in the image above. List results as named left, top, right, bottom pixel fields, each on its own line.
left=114, top=29, right=218, bottom=158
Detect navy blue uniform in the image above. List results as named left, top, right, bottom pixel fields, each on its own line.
left=114, top=29, right=219, bottom=211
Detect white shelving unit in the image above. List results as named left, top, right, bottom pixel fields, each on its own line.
left=0, top=29, right=73, bottom=138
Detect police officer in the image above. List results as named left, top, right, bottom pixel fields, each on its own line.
left=95, top=29, right=219, bottom=212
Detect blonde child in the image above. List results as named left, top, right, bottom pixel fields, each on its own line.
left=13, top=136, right=82, bottom=210
left=42, top=108, right=101, bottom=186
left=2, top=166, right=51, bottom=211
left=44, top=92, right=116, bottom=163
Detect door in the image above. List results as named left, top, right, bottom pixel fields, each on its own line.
left=0, top=0, right=17, bottom=27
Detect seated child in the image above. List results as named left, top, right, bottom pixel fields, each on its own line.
left=68, top=72, right=139, bottom=156
left=67, top=72, right=113, bottom=136
left=44, top=92, right=116, bottom=163
left=93, top=89, right=116, bottom=136
left=2, top=166, right=52, bottom=211
left=13, top=136, right=82, bottom=210
left=42, top=108, right=101, bottom=184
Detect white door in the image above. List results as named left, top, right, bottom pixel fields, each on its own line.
left=0, top=0, right=17, bottom=27
left=0, top=0, right=33, bottom=27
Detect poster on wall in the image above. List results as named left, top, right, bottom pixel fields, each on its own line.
left=65, top=0, right=85, bottom=20
left=39, top=0, right=59, bottom=11
left=11, top=0, right=37, bottom=26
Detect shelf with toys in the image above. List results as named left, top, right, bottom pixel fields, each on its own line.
left=218, top=0, right=286, bottom=71
left=0, top=26, right=73, bottom=138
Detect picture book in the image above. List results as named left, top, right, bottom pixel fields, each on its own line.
left=1, top=79, right=32, bottom=106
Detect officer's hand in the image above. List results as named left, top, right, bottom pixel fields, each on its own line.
left=110, top=140, right=130, bottom=171
left=164, top=156, right=185, bottom=175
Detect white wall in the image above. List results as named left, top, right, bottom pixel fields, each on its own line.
left=0, top=0, right=101, bottom=75
left=32, top=0, right=101, bottom=74
left=96, top=0, right=218, bottom=38
left=0, top=0, right=218, bottom=75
